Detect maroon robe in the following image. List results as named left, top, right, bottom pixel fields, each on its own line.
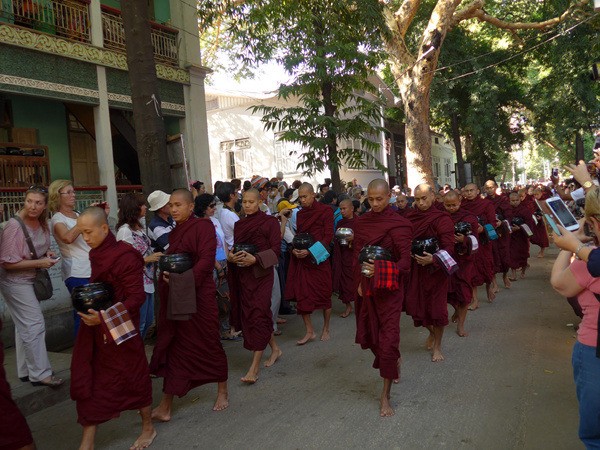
left=509, top=203, right=535, bottom=269
left=0, top=319, right=33, bottom=450
left=447, top=210, right=479, bottom=308
left=332, top=216, right=357, bottom=304
left=285, top=200, right=334, bottom=314
left=486, top=194, right=513, bottom=274
left=352, top=207, right=412, bottom=380
left=461, top=197, right=496, bottom=286
left=405, top=206, right=455, bottom=327
left=396, top=206, right=410, bottom=217
left=70, top=233, right=151, bottom=426
left=228, top=211, right=280, bottom=351
left=530, top=196, right=549, bottom=250
left=149, top=217, right=228, bottom=397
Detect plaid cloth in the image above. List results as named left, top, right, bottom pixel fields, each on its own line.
left=365, top=260, right=399, bottom=296
left=520, top=224, right=533, bottom=237
left=100, top=302, right=138, bottom=346
left=433, top=250, right=459, bottom=276
left=466, top=235, right=479, bottom=253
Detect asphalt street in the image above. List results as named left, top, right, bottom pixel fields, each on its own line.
left=26, top=246, right=583, bottom=449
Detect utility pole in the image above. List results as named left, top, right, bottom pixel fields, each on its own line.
left=120, top=0, right=171, bottom=194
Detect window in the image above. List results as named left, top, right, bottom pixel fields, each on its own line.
left=220, top=138, right=252, bottom=180
left=274, top=132, right=300, bottom=174
left=434, top=137, right=439, bottom=144
left=444, top=158, right=451, bottom=178
left=433, top=156, right=440, bottom=178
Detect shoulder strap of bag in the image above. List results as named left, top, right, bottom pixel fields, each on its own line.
left=13, top=215, right=39, bottom=259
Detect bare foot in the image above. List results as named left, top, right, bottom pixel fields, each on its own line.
left=425, top=334, right=434, bottom=351
left=503, top=274, right=511, bottom=289
left=521, top=265, right=528, bottom=279
left=537, top=250, right=545, bottom=258
left=213, top=392, right=229, bottom=411
left=339, top=305, right=353, bottom=318
left=296, top=332, right=316, bottom=345
left=240, top=374, right=258, bottom=384
left=276, top=317, right=287, bottom=324
left=431, top=349, right=445, bottom=362
left=151, top=407, right=171, bottom=423
left=468, top=302, right=479, bottom=311
left=320, top=330, right=330, bottom=341
left=380, top=396, right=395, bottom=417
left=264, top=349, right=282, bottom=367
left=451, top=311, right=458, bottom=323
left=456, top=327, right=469, bottom=337
left=487, top=286, right=496, bottom=303
left=130, top=428, right=156, bottom=450
left=393, top=361, right=400, bottom=384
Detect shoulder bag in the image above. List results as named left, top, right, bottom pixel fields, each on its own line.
left=14, top=216, right=54, bottom=301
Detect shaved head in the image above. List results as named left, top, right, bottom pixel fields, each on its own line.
left=465, top=183, right=479, bottom=191
left=367, top=178, right=390, bottom=193
left=297, top=183, right=316, bottom=208
left=413, top=184, right=435, bottom=212
left=444, top=190, right=460, bottom=201
left=171, top=188, right=194, bottom=204
left=339, top=198, right=353, bottom=209
left=339, top=198, right=354, bottom=219
left=414, top=184, right=434, bottom=196
left=242, top=188, right=260, bottom=201
left=367, top=178, right=391, bottom=213
left=298, top=183, right=314, bottom=194
left=80, top=206, right=108, bottom=225
left=443, top=189, right=461, bottom=213
left=77, top=206, right=109, bottom=249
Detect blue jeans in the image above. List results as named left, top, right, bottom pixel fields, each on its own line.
left=65, top=277, right=90, bottom=336
left=572, top=341, right=600, bottom=448
left=139, top=293, right=154, bottom=339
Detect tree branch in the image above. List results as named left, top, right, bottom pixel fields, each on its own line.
left=392, top=0, right=423, bottom=37
left=382, top=5, right=416, bottom=66
left=451, top=0, right=484, bottom=27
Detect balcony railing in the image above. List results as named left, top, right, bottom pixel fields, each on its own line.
left=101, top=5, right=179, bottom=67
left=0, top=0, right=91, bottom=42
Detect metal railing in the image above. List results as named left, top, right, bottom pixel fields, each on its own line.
left=0, top=0, right=90, bottom=43
left=101, top=5, right=178, bottom=66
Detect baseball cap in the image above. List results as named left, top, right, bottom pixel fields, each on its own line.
left=277, top=200, right=298, bottom=213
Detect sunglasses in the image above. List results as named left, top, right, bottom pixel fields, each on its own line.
left=28, top=185, right=48, bottom=193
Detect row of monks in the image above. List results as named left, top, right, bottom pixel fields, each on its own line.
left=1, top=179, right=550, bottom=450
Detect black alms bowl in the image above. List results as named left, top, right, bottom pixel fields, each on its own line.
left=358, top=245, right=393, bottom=264
left=512, top=217, right=525, bottom=226
left=411, top=237, right=440, bottom=256
left=159, top=253, right=194, bottom=274
left=71, top=282, right=113, bottom=313
left=454, top=221, right=472, bottom=235
left=232, top=243, right=258, bottom=255
left=293, top=233, right=315, bottom=250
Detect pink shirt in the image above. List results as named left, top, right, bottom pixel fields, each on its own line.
left=0, top=217, right=50, bottom=283
left=571, top=259, right=600, bottom=347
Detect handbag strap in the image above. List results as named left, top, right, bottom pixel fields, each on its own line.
left=13, top=215, right=39, bottom=260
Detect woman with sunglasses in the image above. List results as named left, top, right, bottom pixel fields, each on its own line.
left=116, top=193, right=163, bottom=339
left=194, top=193, right=238, bottom=340
left=0, top=185, right=63, bottom=387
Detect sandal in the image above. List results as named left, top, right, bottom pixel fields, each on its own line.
left=31, top=375, right=64, bottom=388
left=19, top=376, right=29, bottom=382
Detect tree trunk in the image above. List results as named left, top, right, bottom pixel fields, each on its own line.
left=121, top=0, right=171, bottom=195
left=451, top=112, right=466, bottom=188
left=575, top=132, right=585, bottom=163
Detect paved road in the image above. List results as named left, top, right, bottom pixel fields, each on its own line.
left=27, top=247, right=583, bottom=449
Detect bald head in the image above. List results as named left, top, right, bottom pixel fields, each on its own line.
left=298, top=183, right=314, bottom=194
left=80, top=206, right=108, bottom=225
left=77, top=206, right=110, bottom=249
left=171, top=188, right=194, bottom=204
left=483, top=180, right=498, bottom=197
left=444, top=190, right=460, bottom=201
left=339, top=198, right=354, bottom=219
left=414, top=184, right=434, bottom=196
left=242, top=187, right=261, bottom=215
left=170, top=188, right=195, bottom=224
left=339, top=198, right=353, bottom=209
left=242, top=188, right=260, bottom=201
left=367, top=178, right=390, bottom=194
left=463, top=183, right=480, bottom=201
left=413, top=184, right=435, bottom=212
left=443, top=189, right=461, bottom=213
left=297, top=183, right=316, bottom=208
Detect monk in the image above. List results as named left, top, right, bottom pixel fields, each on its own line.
left=0, top=319, right=34, bottom=450
left=461, top=183, right=497, bottom=309
left=73, top=207, right=155, bottom=450
left=227, top=189, right=282, bottom=384
left=530, top=187, right=550, bottom=258
left=405, top=184, right=455, bottom=362
left=443, top=191, right=479, bottom=337
left=285, top=183, right=334, bottom=344
left=483, top=180, right=513, bottom=290
left=333, top=199, right=357, bottom=318
left=353, top=179, right=412, bottom=417
left=150, top=189, right=228, bottom=422
left=395, top=193, right=410, bottom=217
left=508, top=192, right=535, bottom=279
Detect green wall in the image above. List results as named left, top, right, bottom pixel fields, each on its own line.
left=164, top=116, right=180, bottom=135
left=9, top=94, right=71, bottom=180
left=99, top=0, right=170, bottom=23
left=100, top=0, right=120, bottom=10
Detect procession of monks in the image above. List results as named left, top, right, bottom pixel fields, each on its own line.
left=1, top=179, right=548, bottom=450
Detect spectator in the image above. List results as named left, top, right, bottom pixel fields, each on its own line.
left=276, top=171, right=288, bottom=189
left=291, top=180, right=302, bottom=190
left=190, top=181, right=205, bottom=199
left=216, top=181, right=240, bottom=248
left=49, top=179, right=93, bottom=335
left=147, top=190, right=174, bottom=253
left=116, top=193, right=163, bottom=339
left=0, top=186, right=62, bottom=387
left=321, top=190, right=341, bottom=228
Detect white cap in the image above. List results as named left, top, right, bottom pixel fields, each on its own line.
left=148, top=190, right=170, bottom=211
left=290, top=189, right=299, bottom=202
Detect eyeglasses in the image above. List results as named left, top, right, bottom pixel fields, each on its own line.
left=28, top=185, right=47, bottom=193
left=208, top=203, right=216, bottom=208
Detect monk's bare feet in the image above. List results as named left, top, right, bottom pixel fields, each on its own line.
left=487, top=285, right=496, bottom=303
left=297, top=332, right=316, bottom=345
left=393, top=360, right=400, bottom=384
left=130, top=428, right=156, bottom=450
left=468, top=301, right=479, bottom=311
left=240, top=374, right=258, bottom=384
left=503, top=274, right=511, bottom=289
left=456, top=327, right=469, bottom=337
left=431, top=349, right=445, bottom=362
left=380, top=396, right=395, bottom=417
left=425, top=334, right=434, bottom=351
left=320, top=330, right=330, bottom=341
left=537, top=250, right=545, bottom=258
left=264, top=349, right=282, bottom=367
left=521, top=265, right=528, bottom=278
left=451, top=311, right=458, bottom=323
left=213, top=391, right=229, bottom=411
left=151, top=406, right=171, bottom=423
left=339, top=305, right=353, bottom=318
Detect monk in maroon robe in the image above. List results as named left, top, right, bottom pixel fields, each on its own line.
left=406, top=184, right=455, bottom=362
left=150, top=190, right=228, bottom=422
left=0, top=319, right=34, bottom=450
left=74, top=207, right=155, bottom=450
left=461, top=183, right=496, bottom=308
left=353, top=179, right=412, bottom=417
left=443, top=191, right=479, bottom=337
left=531, top=187, right=550, bottom=257
left=285, top=183, right=334, bottom=344
left=395, top=193, right=410, bottom=217
left=228, top=189, right=282, bottom=384
left=483, top=180, right=513, bottom=290
left=332, top=199, right=357, bottom=318
left=509, top=192, right=535, bottom=279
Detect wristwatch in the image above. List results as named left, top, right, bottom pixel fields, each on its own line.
left=583, top=180, right=594, bottom=189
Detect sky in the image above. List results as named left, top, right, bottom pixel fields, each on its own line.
left=208, top=61, right=290, bottom=95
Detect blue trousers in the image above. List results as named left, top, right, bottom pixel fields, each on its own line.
left=572, top=341, right=600, bottom=449
left=64, top=277, right=90, bottom=336
left=139, top=292, right=154, bottom=339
